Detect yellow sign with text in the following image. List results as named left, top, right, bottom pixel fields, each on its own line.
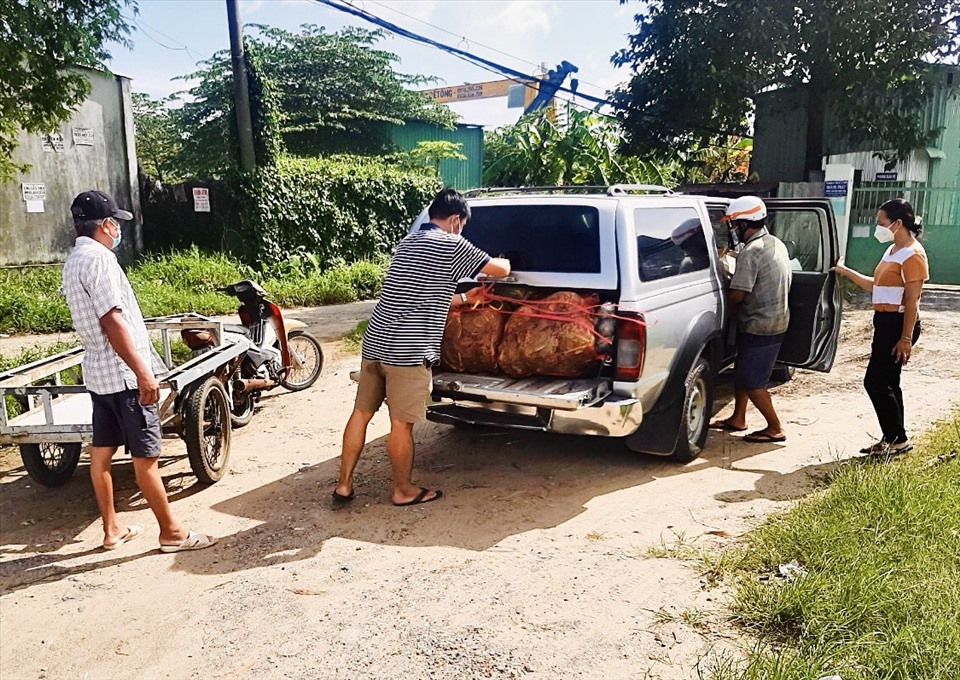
left=421, top=79, right=521, bottom=104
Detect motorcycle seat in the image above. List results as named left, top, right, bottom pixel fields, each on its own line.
left=224, top=324, right=251, bottom=338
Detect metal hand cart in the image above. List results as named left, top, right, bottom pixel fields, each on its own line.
left=0, top=314, right=252, bottom=486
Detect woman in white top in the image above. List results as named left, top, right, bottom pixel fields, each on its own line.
left=833, top=198, right=929, bottom=456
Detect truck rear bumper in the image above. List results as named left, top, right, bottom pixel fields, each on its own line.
left=426, top=395, right=641, bottom=437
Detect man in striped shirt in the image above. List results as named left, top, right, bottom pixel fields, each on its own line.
left=334, top=189, right=511, bottom=506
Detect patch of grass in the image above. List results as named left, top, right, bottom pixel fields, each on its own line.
left=710, top=410, right=960, bottom=680
left=645, top=530, right=703, bottom=560
left=0, top=342, right=79, bottom=418
left=344, top=319, right=368, bottom=352
left=150, top=338, right=193, bottom=366
left=0, top=249, right=386, bottom=334
left=586, top=530, right=606, bottom=542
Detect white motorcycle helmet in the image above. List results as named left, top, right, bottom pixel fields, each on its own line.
left=722, top=195, right=767, bottom=223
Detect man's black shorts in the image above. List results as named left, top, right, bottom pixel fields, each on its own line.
left=90, top=389, right=161, bottom=458
left=734, top=332, right=786, bottom=391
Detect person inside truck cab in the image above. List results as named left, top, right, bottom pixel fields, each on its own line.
left=671, top=218, right=711, bottom=274
left=333, top=188, right=511, bottom=506
left=709, top=196, right=792, bottom=444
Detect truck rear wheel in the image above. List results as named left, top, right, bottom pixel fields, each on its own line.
left=671, top=356, right=713, bottom=463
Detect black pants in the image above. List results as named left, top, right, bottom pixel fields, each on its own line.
left=864, top=311, right=921, bottom=443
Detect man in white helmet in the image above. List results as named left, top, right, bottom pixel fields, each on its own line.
left=710, top=196, right=792, bottom=443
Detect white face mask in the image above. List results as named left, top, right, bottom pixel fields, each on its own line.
left=874, top=222, right=897, bottom=244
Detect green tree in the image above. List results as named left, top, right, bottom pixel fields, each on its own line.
left=132, top=93, right=182, bottom=183
left=175, top=24, right=455, bottom=176
left=174, top=41, right=283, bottom=178
left=483, top=105, right=679, bottom=187
left=0, top=0, right=136, bottom=182
left=612, top=0, right=960, bottom=178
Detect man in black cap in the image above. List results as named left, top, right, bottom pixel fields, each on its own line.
left=62, top=190, right=216, bottom=552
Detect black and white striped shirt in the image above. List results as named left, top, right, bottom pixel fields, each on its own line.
left=362, top=224, right=491, bottom=366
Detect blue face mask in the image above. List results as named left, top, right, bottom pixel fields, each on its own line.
left=102, top=220, right=122, bottom=249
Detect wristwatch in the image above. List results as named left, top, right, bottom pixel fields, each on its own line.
left=460, top=292, right=468, bottom=305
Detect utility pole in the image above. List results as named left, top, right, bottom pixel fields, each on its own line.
left=226, top=0, right=256, bottom=172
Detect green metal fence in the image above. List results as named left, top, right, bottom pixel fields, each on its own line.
left=847, top=184, right=960, bottom=284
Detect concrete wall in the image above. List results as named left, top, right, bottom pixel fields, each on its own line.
left=0, top=68, right=141, bottom=266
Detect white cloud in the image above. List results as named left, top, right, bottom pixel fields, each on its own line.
left=242, top=0, right=313, bottom=16
left=378, top=0, right=442, bottom=23
left=476, top=1, right=553, bottom=39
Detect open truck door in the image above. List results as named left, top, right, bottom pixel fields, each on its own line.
left=764, top=198, right=842, bottom=372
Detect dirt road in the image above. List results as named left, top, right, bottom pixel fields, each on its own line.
left=2, top=292, right=959, bottom=680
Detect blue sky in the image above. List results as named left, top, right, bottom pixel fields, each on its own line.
left=106, top=0, right=642, bottom=127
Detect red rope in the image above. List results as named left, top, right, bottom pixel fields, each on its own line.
left=455, top=283, right=650, bottom=346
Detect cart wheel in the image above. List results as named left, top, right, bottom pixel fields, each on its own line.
left=230, top=389, right=255, bottom=428
left=280, top=330, right=323, bottom=391
left=184, top=377, right=232, bottom=484
left=19, top=443, right=82, bottom=487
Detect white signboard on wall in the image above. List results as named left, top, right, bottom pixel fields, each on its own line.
left=49, top=132, right=65, bottom=153
left=72, top=127, right=95, bottom=146
left=192, top=187, right=211, bottom=213
left=21, top=183, right=46, bottom=201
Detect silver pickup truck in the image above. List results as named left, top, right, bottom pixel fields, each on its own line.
left=414, top=185, right=842, bottom=462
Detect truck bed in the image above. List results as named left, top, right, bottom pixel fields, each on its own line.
left=431, top=371, right=611, bottom=411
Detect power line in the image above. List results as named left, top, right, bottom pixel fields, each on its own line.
left=310, top=0, right=741, bottom=137
left=362, top=0, right=612, bottom=96
left=310, top=0, right=612, bottom=109
left=123, top=13, right=203, bottom=63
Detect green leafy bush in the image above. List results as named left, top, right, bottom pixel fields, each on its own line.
left=0, top=267, right=72, bottom=333
left=237, top=155, right=440, bottom=266
left=0, top=251, right=386, bottom=334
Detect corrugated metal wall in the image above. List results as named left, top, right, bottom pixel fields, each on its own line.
left=752, top=65, right=959, bottom=186
left=390, top=121, right=484, bottom=190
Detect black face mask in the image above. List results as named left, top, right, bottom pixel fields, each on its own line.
left=730, top=221, right=757, bottom=244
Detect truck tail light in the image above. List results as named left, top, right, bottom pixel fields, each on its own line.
left=614, top=311, right=646, bottom=382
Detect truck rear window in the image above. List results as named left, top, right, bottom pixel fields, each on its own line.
left=634, top=207, right=710, bottom=281
left=462, top=205, right=601, bottom=273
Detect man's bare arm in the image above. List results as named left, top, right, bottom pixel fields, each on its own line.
left=99, top=309, right=160, bottom=404
left=480, top=258, right=511, bottom=278
left=727, top=289, right=748, bottom=306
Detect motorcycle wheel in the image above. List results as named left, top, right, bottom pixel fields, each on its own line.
left=280, top=330, right=323, bottom=391
left=230, top=389, right=255, bottom=428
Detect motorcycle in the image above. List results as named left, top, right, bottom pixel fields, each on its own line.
left=181, top=280, right=324, bottom=427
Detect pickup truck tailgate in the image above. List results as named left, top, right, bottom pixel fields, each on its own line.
left=431, top=371, right=611, bottom=411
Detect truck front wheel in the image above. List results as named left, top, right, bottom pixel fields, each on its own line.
left=671, top=356, right=714, bottom=463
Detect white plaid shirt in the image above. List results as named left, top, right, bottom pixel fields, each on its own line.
left=61, top=237, right=166, bottom=395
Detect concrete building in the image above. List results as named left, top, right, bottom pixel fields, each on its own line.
left=0, top=67, right=141, bottom=266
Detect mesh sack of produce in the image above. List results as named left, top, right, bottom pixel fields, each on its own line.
left=498, top=291, right=600, bottom=378
left=440, top=305, right=506, bottom=373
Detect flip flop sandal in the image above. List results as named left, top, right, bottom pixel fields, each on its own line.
left=709, top=420, right=747, bottom=432
left=393, top=487, right=443, bottom=507
left=332, top=490, right=355, bottom=503
left=743, top=431, right=787, bottom=443
left=102, top=524, right=144, bottom=551
left=159, top=529, right=217, bottom=553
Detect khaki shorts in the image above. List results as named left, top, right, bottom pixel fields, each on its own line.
left=354, top=359, right=432, bottom=423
